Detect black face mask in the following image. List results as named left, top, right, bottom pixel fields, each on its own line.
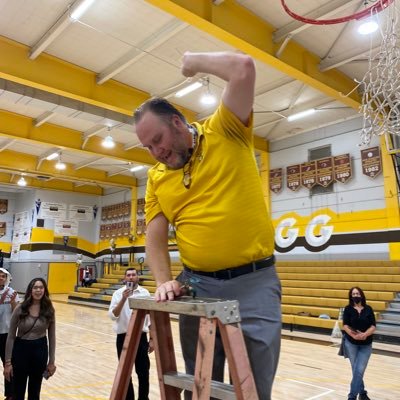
left=352, top=296, right=362, bottom=304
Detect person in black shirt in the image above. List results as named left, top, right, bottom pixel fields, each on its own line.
left=342, top=286, right=376, bottom=400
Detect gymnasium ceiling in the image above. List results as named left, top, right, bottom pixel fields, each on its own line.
left=0, top=0, right=393, bottom=194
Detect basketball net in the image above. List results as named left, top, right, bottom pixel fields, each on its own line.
left=359, top=2, right=400, bottom=145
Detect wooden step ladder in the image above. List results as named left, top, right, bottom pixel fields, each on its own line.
left=110, top=296, right=259, bottom=400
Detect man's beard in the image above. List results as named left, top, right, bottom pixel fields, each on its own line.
left=166, top=149, right=192, bottom=170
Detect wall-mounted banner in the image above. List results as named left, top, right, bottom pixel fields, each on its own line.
left=286, top=164, right=301, bottom=192
left=334, top=154, right=352, bottom=183
left=0, top=199, right=8, bottom=214
left=301, top=161, right=317, bottom=189
left=316, top=157, right=333, bottom=187
left=0, top=222, right=6, bottom=238
left=69, top=205, right=94, bottom=222
left=361, top=146, right=382, bottom=178
left=269, top=168, right=283, bottom=193
left=40, top=202, right=67, bottom=219
left=54, top=220, right=78, bottom=236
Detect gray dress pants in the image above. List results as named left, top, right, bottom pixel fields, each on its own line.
left=178, top=265, right=281, bottom=400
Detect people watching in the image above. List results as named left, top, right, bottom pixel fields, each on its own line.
left=342, top=286, right=376, bottom=400
left=108, top=268, right=152, bottom=400
left=0, top=268, right=19, bottom=400
left=4, top=278, right=56, bottom=400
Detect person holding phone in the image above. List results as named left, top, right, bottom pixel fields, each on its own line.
left=108, top=268, right=152, bottom=400
left=4, top=278, right=56, bottom=400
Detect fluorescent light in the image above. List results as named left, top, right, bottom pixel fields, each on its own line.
left=55, top=161, right=66, bottom=170
left=46, top=152, right=59, bottom=161
left=70, top=0, right=96, bottom=20
left=17, top=176, right=27, bottom=187
left=358, top=20, right=378, bottom=35
left=287, top=108, right=316, bottom=122
left=175, top=81, right=202, bottom=98
left=130, top=165, right=144, bottom=172
left=102, top=135, right=115, bottom=149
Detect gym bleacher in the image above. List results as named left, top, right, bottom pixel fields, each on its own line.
left=68, top=259, right=400, bottom=343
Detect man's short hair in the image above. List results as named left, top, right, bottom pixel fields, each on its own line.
left=134, top=97, right=187, bottom=125
left=125, top=267, right=137, bottom=276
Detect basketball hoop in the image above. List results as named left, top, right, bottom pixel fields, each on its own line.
left=280, top=0, right=394, bottom=25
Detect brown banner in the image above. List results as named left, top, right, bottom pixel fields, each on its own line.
left=269, top=168, right=283, bottom=194
left=361, top=146, right=382, bottom=178
left=0, top=199, right=8, bottom=215
left=334, top=154, right=352, bottom=183
left=301, top=161, right=317, bottom=189
left=316, top=157, right=334, bottom=187
left=0, top=222, right=5, bottom=238
left=287, top=165, right=301, bottom=192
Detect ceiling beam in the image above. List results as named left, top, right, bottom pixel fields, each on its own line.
left=0, top=171, right=103, bottom=195
left=29, top=0, right=95, bottom=60
left=0, top=109, right=155, bottom=166
left=320, top=46, right=380, bottom=72
left=0, top=150, right=136, bottom=189
left=146, top=0, right=361, bottom=110
left=0, top=36, right=197, bottom=121
left=97, top=19, right=187, bottom=84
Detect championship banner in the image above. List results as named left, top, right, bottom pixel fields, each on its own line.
left=54, top=220, right=78, bottom=236
left=269, top=168, right=283, bottom=194
left=0, top=199, right=8, bottom=214
left=286, top=164, right=301, bottom=192
left=316, top=157, right=334, bottom=187
left=0, top=222, right=6, bottom=238
left=361, top=146, right=382, bottom=178
left=334, top=154, right=352, bottom=183
left=40, top=202, right=67, bottom=219
left=301, top=161, right=317, bottom=189
left=69, top=205, right=93, bottom=222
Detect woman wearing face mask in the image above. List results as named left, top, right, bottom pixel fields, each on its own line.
left=342, top=287, right=376, bottom=400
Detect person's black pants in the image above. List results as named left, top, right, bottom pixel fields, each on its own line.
left=12, top=336, right=48, bottom=400
left=116, top=332, right=150, bottom=400
left=0, top=333, right=13, bottom=397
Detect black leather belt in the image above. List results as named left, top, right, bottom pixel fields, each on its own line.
left=183, top=255, right=275, bottom=280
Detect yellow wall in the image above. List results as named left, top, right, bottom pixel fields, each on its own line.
left=48, top=262, right=77, bottom=293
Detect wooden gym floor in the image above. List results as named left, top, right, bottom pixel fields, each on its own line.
left=1, top=298, right=399, bottom=399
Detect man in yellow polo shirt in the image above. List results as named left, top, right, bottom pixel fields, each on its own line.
left=134, top=51, right=281, bottom=400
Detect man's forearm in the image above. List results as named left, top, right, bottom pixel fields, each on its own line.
left=182, top=51, right=253, bottom=83
left=145, top=213, right=172, bottom=286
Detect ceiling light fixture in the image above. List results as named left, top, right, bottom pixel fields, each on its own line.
left=200, top=77, right=217, bottom=106
left=287, top=108, right=316, bottom=122
left=17, top=176, right=27, bottom=187
left=55, top=154, right=66, bottom=170
left=102, top=135, right=115, bottom=149
left=175, top=81, right=203, bottom=98
left=46, top=152, right=59, bottom=161
left=358, top=19, right=379, bottom=35
left=70, top=0, right=96, bottom=21
left=130, top=165, right=144, bottom=172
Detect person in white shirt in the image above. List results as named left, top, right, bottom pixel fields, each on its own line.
left=0, top=268, right=19, bottom=400
left=108, top=268, right=152, bottom=400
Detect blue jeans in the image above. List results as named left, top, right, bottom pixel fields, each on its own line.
left=344, top=337, right=372, bottom=400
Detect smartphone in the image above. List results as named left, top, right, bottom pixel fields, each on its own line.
left=126, top=281, right=134, bottom=291
left=42, top=370, right=50, bottom=380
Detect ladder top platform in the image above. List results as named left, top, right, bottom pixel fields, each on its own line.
left=128, top=296, right=241, bottom=324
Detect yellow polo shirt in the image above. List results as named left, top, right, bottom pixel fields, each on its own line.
left=145, top=102, right=274, bottom=271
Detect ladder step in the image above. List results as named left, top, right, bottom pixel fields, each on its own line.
left=164, top=372, right=235, bottom=400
